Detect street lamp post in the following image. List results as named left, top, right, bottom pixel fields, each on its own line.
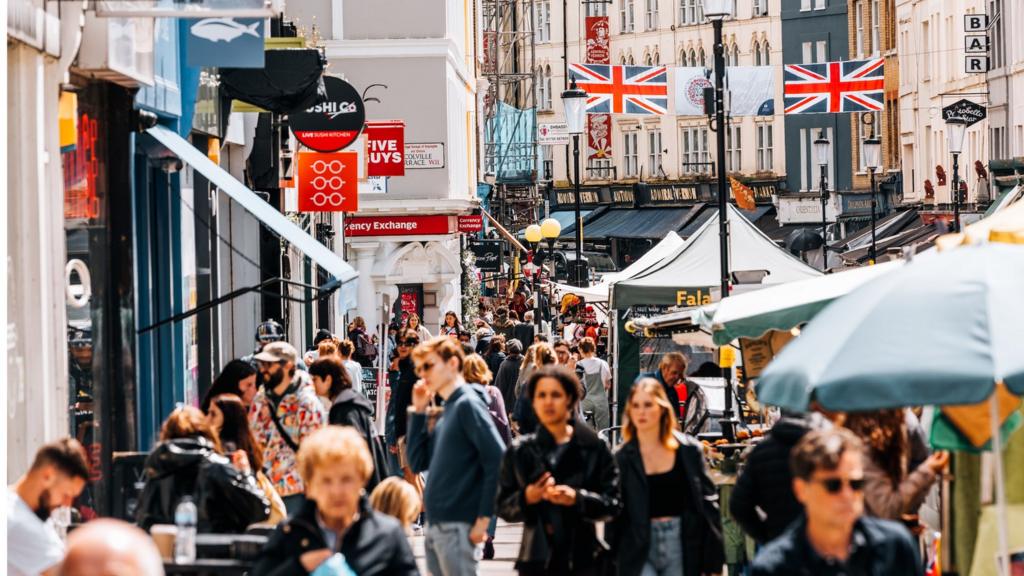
left=863, top=132, right=882, bottom=264
left=540, top=218, right=561, bottom=332
left=562, top=78, right=588, bottom=287
left=705, top=0, right=733, bottom=298
left=946, top=115, right=967, bottom=233
left=525, top=224, right=543, bottom=333
left=814, top=130, right=831, bottom=271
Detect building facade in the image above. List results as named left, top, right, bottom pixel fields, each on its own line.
left=985, top=0, right=1022, bottom=163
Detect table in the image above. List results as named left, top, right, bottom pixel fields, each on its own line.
left=163, top=558, right=252, bottom=575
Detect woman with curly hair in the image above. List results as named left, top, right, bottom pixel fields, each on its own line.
left=843, top=409, right=948, bottom=521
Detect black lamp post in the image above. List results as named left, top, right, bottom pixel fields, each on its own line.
left=946, top=115, right=967, bottom=233
left=525, top=224, right=543, bottom=332
left=863, top=131, right=881, bottom=264
left=540, top=217, right=562, bottom=332
left=814, top=130, right=831, bottom=271
left=705, top=0, right=733, bottom=297
left=562, top=78, right=588, bottom=287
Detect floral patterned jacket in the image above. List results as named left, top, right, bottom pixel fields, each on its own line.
left=249, top=372, right=326, bottom=497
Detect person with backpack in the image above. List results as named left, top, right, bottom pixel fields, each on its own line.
left=349, top=316, right=379, bottom=367
left=248, top=342, right=326, bottom=515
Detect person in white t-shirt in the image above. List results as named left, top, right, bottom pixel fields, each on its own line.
left=576, top=336, right=612, bottom=431
left=339, top=339, right=366, bottom=397
left=7, top=438, right=91, bottom=576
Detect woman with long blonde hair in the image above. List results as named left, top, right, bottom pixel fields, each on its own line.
left=612, top=378, right=724, bottom=576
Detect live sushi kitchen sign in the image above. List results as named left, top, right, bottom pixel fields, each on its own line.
left=290, top=76, right=366, bottom=152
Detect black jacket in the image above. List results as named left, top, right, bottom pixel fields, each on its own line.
left=513, top=323, right=536, bottom=347
left=391, top=357, right=418, bottom=441
left=730, top=416, right=810, bottom=543
left=251, top=496, right=419, bottom=576
left=329, top=389, right=389, bottom=492
left=496, top=422, right=622, bottom=572
left=485, top=351, right=507, bottom=380
left=750, top=515, right=922, bottom=576
left=136, top=437, right=270, bottom=533
left=495, top=354, right=524, bottom=412
left=612, top=433, right=725, bottom=576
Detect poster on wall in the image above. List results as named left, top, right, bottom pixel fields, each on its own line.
left=397, top=285, right=424, bottom=323
left=585, top=15, right=612, bottom=160
left=585, top=17, right=609, bottom=63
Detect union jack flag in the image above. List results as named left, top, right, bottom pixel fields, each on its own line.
left=569, top=63, right=669, bottom=115
left=783, top=58, right=884, bottom=114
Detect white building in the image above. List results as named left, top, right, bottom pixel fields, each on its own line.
left=985, top=0, right=1022, bottom=162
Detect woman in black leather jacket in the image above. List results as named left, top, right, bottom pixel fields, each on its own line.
left=136, top=406, right=270, bottom=533
left=496, top=365, right=622, bottom=576
left=612, top=378, right=724, bottom=576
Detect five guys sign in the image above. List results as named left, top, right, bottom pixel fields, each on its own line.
left=365, top=121, right=406, bottom=177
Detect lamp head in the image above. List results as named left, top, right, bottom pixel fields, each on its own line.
left=863, top=133, right=881, bottom=171
left=946, top=116, right=967, bottom=155
left=814, top=130, right=831, bottom=167
left=540, top=217, right=562, bottom=239
left=524, top=224, right=543, bottom=244
left=703, top=0, right=734, bottom=20
left=561, top=77, right=589, bottom=135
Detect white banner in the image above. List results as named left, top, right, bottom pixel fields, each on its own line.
left=673, top=67, right=712, bottom=116
left=726, top=66, right=775, bottom=116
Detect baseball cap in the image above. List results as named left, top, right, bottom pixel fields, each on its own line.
left=253, top=342, right=299, bottom=364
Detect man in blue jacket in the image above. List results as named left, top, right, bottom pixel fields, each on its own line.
left=407, top=336, right=505, bottom=576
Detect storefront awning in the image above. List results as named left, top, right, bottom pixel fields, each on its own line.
left=145, top=125, right=358, bottom=292
left=568, top=207, right=693, bottom=240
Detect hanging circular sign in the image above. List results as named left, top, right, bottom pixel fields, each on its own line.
left=289, top=76, right=366, bottom=152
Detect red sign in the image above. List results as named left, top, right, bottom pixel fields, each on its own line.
left=585, top=16, right=611, bottom=161
left=585, top=16, right=610, bottom=64
left=289, top=77, right=366, bottom=152
left=458, top=214, right=483, bottom=233
left=297, top=151, right=359, bottom=212
left=365, top=121, right=406, bottom=177
left=344, top=215, right=452, bottom=237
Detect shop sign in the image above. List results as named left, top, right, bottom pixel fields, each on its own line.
left=749, top=181, right=779, bottom=202
left=186, top=17, right=265, bottom=68
left=556, top=189, right=602, bottom=207
left=290, top=76, right=366, bottom=153
left=296, top=151, right=359, bottom=212
left=941, top=99, right=986, bottom=127
left=344, top=215, right=452, bottom=237
left=538, top=123, right=571, bottom=146
left=365, top=121, right=405, bottom=177
left=840, top=192, right=875, bottom=216
left=611, top=186, right=635, bottom=206
left=963, top=14, right=990, bottom=74
left=585, top=16, right=610, bottom=64
left=643, top=184, right=699, bottom=205
left=458, top=215, right=483, bottom=233
left=675, top=287, right=717, bottom=308
left=405, top=143, right=445, bottom=169
left=777, top=195, right=837, bottom=224
left=470, top=240, right=503, bottom=272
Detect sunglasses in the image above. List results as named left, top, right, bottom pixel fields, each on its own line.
left=815, top=477, right=866, bottom=494
left=398, top=339, right=418, bottom=347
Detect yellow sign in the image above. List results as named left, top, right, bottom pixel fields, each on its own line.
left=676, top=288, right=714, bottom=307
left=718, top=346, right=736, bottom=368
left=59, top=91, right=78, bottom=152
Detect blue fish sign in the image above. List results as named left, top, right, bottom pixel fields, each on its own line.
left=187, top=17, right=264, bottom=68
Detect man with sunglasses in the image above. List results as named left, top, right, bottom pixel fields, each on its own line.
left=751, top=428, right=922, bottom=575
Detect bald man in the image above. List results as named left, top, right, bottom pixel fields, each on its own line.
left=61, top=519, right=164, bottom=576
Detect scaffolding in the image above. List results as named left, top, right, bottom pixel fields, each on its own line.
left=482, top=0, right=540, bottom=233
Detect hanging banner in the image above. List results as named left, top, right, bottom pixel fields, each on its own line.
left=569, top=64, right=669, bottom=115
left=585, top=15, right=612, bottom=160
left=585, top=16, right=610, bottom=64
left=186, top=17, right=265, bottom=68
left=726, top=66, right=775, bottom=116
left=588, top=114, right=612, bottom=159
left=296, top=151, right=359, bottom=212
left=290, top=76, right=366, bottom=152
left=365, top=121, right=406, bottom=177
left=783, top=58, right=884, bottom=114
left=673, top=67, right=713, bottom=116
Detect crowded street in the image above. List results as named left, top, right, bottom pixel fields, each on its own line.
left=6, top=0, right=1024, bottom=575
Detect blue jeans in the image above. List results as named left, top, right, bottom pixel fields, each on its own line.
left=425, top=521, right=480, bottom=576
left=641, top=517, right=683, bottom=576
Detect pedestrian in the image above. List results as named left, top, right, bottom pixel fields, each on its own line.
left=338, top=339, right=366, bottom=396
left=303, top=329, right=337, bottom=367
left=492, top=306, right=517, bottom=341
left=513, top=312, right=536, bottom=345
left=750, top=428, right=923, bottom=575
left=207, top=394, right=287, bottom=525
left=729, top=411, right=816, bottom=544
left=137, top=406, right=270, bottom=533
left=309, top=355, right=347, bottom=412
left=474, top=325, right=495, bottom=355
left=252, top=427, right=419, bottom=576
left=62, top=519, right=164, bottom=576
left=575, top=337, right=611, bottom=431
left=510, top=292, right=529, bottom=319
left=7, top=438, right=90, bottom=576
left=441, top=311, right=462, bottom=337
left=458, top=328, right=474, bottom=349
left=406, top=337, right=506, bottom=576
left=200, top=359, right=258, bottom=412
left=248, top=342, right=327, bottom=516
left=613, top=378, right=724, bottom=576
left=512, top=343, right=556, bottom=435
left=484, top=334, right=507, bottom=377
left=842, top=410, right=948, bottom=522
left=369, top=477, right=422, bottom=533
left=495, top=338, right=525, bottom=419
left=407, top=313, right=432, bottom=342
left=349, top=316, right=379, bottom=367
left=553, top=340, right=576, bottom=372
left=636, top=353, right=687, bottom=426
left=496, top=365, right=622, bottom=575
left=388, top=330, right=425, bottom=514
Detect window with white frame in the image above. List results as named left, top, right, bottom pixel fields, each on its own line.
left=757, top=124, right=773, bottom=171
left=588, top=158, right=615, bottom=179
left=762, top=41, right=770, bottom=65
left=645, top=0, right=658, bottom=30
left=654, top=51, right=660, bottom=65
left=648, top=128, right=663, bottom=176
left=753, top=0, right=766, bottom=16
left=801, top=0, right=811, bottom=10
left=623, top=131, right=639, bottom=177
left=726, top=125, right=741, bottom=172
left=679, top=0, right=702, bottom=25
left=858, top=112, right=882, bottom=171
left=754, top=40, right=763, bottom=65
left=545, top=66, right=554, bottom=109
left=536, top=68, right=547, bottom=110
left=587, top=0, right=608, bottom=16
left=814, top=0, right=826, bottom=9
left=816, top=40, right=827, bottom=62
left=870, top=0, right=880, bottom=55
left=540, top=145, right=554, bottom=180
left=854, top=1, right=863, bottom=57
left=644, top=53, right=652, bottom=65
left=621, top=54, right=628, bottom=65
left=621, top=0, right=635, bottom=33
left=534, top=1, right=551, bottom=43
left=729, top=43, right=740, bottom=66
left=628, top=54, right=635, bottom=65
left=680, top=126, right=710, bottom=174
left=698, top=47, right=706, bottom=67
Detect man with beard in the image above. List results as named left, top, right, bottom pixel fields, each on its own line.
left=7, top=438, right=90, bottom=576
left=249, top=341, right=326, bottom=516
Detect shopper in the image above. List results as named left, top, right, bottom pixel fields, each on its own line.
left=333, top=339, right=365, bottom=397
left=441, top=311, right=462, bottom=337
left=7, top=438, right=90, bottom=576
left=494, top=339, right=525, bottom=421
left=750, top=428, right=922, bottom=575
left=248, top=342, right=326, bottom=515
left=843, top=410, right=947, bottom=521
left=252, top=427, right=418, bottom=576
left=207, top=394, right=287, bottom=525
left=484, top=335, right=507, bottom=378
left=370, top=477, right=423, bottom=533
left=309, top=355, right=347, bottom=412
left=496, top=365, right=622, bottom=575
left=512, top=343, right=557, bottom=436
left=62, top=519, right=164, bottom=576
left=406, top=337, right=506, bottom=576
left=576, top=337, right=612, bottom=431
left=389, top=330, right=425, bottom=508
left=349, top=316, right=379, bottom=367
left=636, top=353, right=687, bottom=425
left=201, top=359, right=258, bottom=411
left=613, top=378, right=724, bottom=576
left=137, top=406, right=269, bottom=533
left=492, top=306, right=517, bottom=341
left=513, top=312, right=536, bottom=345
left=407, top=313, right=432, bottom=342
left=553, top=340, right=576, bottom=372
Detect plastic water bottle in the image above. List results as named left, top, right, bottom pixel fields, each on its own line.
left=173, top=497, right=198, bottom=564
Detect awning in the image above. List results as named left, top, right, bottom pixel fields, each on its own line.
left=677, top=204, right=717, bottom=238
left=572, top=207, right=693, bottom=240
left=146, top=125, right=358, bottom=304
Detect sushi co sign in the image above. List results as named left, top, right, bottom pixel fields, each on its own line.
left=290, top=76, right=367, bottom=153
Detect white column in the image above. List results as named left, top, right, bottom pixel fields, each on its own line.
left=351, top=242, right=381, bottom=335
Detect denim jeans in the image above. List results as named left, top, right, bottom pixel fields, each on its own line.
left=425, top=521, right=481, bottom=576
left=640, top=517, right=683, bottom=576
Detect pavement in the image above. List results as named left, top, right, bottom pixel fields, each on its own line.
left=411, top=519, right=522, bottom=575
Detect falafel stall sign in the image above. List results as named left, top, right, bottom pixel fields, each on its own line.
left=289, top=76, right=366, bottom=152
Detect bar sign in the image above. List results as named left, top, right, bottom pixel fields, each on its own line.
left=964, top=14, right=990, bottom=73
